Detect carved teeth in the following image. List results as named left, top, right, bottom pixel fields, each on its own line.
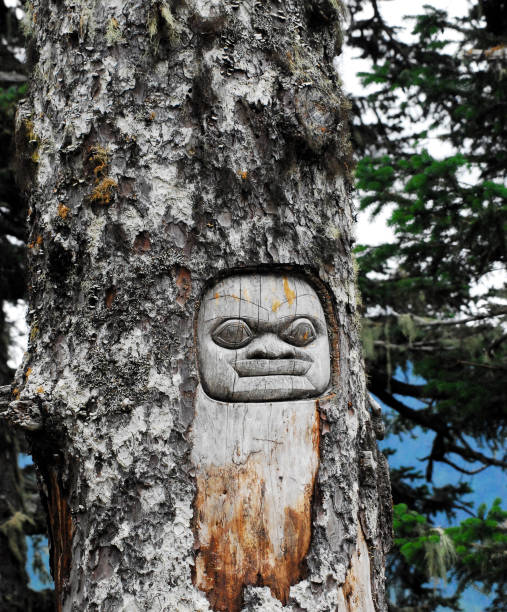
left=232, top=358, right=311, bottom=377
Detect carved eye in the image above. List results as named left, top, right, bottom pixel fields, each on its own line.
left=281, top=318, right=317, bottom=347
left=212, top=319, right=253, bottom=349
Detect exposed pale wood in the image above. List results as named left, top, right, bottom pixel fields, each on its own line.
left=192, top=386, right=319, bottom=611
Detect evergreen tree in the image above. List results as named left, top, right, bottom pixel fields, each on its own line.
left=347, top=0, right=506, bottom=608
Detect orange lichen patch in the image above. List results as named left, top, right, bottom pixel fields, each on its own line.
left=25, top=367, right=32, bottom=380
left=105, top=286, right=117, bottom=309
left=88, top=145, right=109, bottom=178
left=46, top=469, right=73, bottom=612
left=90, top=177, right=118, bottom=205
left=272, top=299, right=281, bottom=312
left=214, top=292, right=220, bottom=300
left=194, top=461, right=315, bottom=612
left=87, top=145, right=117, bottom=205
left=237, top=170, right=248, bottom=180
left=12, top=388, right=20, bottom=399
left=175, top=267, right=191, bottom=306
left=283, top=277, right=296, bottom=306
left=58, top=203, right=70, bottom=219
left=243, top=288, right=250, bottom=302
left=231, top=293, right=239, bottom=300
left=133, top=231, right=151, bottom=253
left=36, top=235, right=43, bottom=245
left=36, top=386, right=44, bottom=394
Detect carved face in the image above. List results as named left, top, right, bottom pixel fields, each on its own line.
left=197, top=273, right=331, bottom=402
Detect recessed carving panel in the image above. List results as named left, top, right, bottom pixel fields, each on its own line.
left=197, top=273, right=331, bottom=402
left=192, top=272, right=333, bottom=612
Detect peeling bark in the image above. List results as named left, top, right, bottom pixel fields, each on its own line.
left=15, top=0, right=391, bottom=610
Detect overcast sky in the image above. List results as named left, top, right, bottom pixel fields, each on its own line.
left=340, top=0, right=471, bottom=246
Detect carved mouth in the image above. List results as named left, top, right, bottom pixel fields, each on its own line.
left=232, top=359, right=312, bottom=377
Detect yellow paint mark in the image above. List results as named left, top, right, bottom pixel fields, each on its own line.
left=283, top=277, right=296, bottom=306
left=25, top=367, right=32, bottom=380
left=58, top=203, right=70, bottom=219
left=272, top=300, right=281, bottom=312
left=36, top=386, right=44, bottom=394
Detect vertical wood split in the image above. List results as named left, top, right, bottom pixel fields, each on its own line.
left=45, top=468, right=73, bottom=612
left=339, top=523, right=375, bottom=612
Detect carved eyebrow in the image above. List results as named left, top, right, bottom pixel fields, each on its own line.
left=204, top=315, right=325, bottom=334
left=205, top=316, right=266, bottom=327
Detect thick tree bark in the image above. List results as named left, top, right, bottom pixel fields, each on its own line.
left=13, top=0, right=391, bottom=610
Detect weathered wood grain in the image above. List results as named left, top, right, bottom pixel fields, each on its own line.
left=192, top=387, right=319, bottom=611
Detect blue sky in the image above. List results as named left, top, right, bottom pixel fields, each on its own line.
left=376, top=366, right=506, bottom=610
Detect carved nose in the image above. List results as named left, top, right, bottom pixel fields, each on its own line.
left=245, top=333, right=294, bottom=359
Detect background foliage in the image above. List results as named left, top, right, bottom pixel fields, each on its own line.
left=348, top=0, right=506, bottom=608
left=0, top=0, right=505, bottom=610
left=0, top=1, right=54, bottom=609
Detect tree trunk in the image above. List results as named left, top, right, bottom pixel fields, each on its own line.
left=14, top=0, right=391, bottom=610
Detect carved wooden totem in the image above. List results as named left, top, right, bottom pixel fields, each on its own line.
left=192, top=272, right=332, bottom=611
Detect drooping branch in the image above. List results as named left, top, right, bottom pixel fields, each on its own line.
left=371, top=384, right=507, bottom=472
left=370, top=385, right=446, bottom=433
